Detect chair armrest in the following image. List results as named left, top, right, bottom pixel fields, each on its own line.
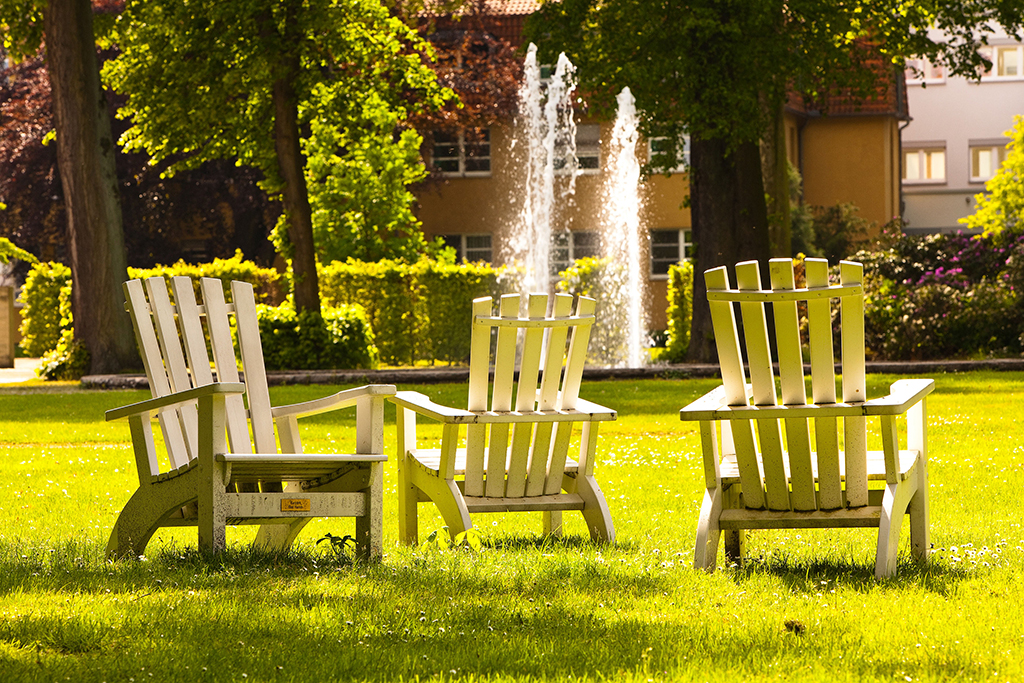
left=862, top=378, right=935, bottom=416
left=389, top=391, right=477, bottom=423
left=270, top=384, right=396, bottom=420
left=106, top=382, right=246, bottom=421
left=567, top=398, right=617, bottom=420
left=679, top=385, right=729, bottom=421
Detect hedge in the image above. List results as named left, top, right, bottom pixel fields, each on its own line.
left=256, top=304, right=378, bottom=371
left=662, top=261, right=693, bottom=362
left=320, top=258, right=516, bottom=365
left=18, top=261, right=71, bottom=358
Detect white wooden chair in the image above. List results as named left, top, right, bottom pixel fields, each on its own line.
left=680, top=258, right=933, bottom=579
left=392, top=293, right=616, bottom=544
left=105, top=277, right=394, bottom=560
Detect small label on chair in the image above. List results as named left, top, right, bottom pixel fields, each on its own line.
left=281, top=498, right=311, bottom=512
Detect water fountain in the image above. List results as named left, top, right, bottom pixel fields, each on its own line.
left=507, top=44, right=647, bottom=367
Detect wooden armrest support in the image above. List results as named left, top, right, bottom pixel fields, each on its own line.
left=271, top=384, right=396, bottom=420
left=389, top=391, right=476, bottom=423
left=106, top=382, right=246, bottom=421
left=862, top=378, right=935, bottom=415
left=681, top=378, right=934, bottom=421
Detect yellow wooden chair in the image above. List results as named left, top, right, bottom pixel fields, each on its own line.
left=392, top=293, right=617, bottom=544
left=680, top=258, right=933, bottom=578
left=106, top=277, right=393, bottom=559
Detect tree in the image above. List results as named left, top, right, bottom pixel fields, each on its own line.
left=1, top=0, right=137, bottom=373
left=528, top=0, right=1022, bottom=360
left=961, top=115, right=1024, bottom=235
left=104, top=0, right=450, bottom=311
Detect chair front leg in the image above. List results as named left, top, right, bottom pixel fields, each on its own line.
left=197, top=393, right=230, bottom=553
left=396, top=406, right=420, bottom=545
left=355, top=461, right=384, bottom=561
left=907, top=398, right=930, bottom=562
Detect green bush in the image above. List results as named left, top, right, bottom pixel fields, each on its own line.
left=18, top=261, right=71, bottom=357
left=556, top=257, right=629, bottom=366
left=256, top=303, right=378, bottom=371
left=414, top=260, right=501, bottom=364
left=663, top=261, right=693, bottom=363
left=854, top=231, right=1024, bottom=360
left=319, top=259, right=419, bottom=365
left=129, top=250, right=282, bottom=304
left=36, top=281, right=90, bottom=381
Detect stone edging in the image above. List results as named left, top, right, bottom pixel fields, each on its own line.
left=80, top=358, right=1024, bottom=390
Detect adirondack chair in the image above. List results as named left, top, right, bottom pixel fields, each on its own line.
left=392, top=293, right=616, bottom=544
left=105, top=277, right=394, bottom=560
left=680, top=258, right=933, bottom=579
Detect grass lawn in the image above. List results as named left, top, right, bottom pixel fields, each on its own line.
left=0, top=372, right=1021, bottom=682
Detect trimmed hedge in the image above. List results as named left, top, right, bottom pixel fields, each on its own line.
left=256, top=304, right=378, bottom=371
left=18, top=261, right=71, bottom=358
left=320, top=258, right=516, bottom=365
left=128, top=250, right=282, bottom=304
left=662, top=261, right=693, bottom=363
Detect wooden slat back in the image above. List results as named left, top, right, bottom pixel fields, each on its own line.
left=123, top=279, right=191, bottom=472
left=705, top=259, right=869, bottom=512
left=230, top=281, right=275, bottom=454
left=467, top=293, right=597, bottom=498
left=199, top=278, right=252, bottom=453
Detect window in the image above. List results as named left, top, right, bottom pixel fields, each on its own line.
left=650, top=228, right=692, bottom=277
left=648, top=135, right=690, bottom=173
left=550, top=231, right=601, bottom=277
left=979, top=46, right=1024, bottom=79
left=555, top=124, right=601, bottom=174
left=432, top=128, right=491, bottom=176
left=902, top=147, right=945, bottom=183
left=440, top=234, right=493, bottom=263
left=904, top=57, right=946, bottom=85
left=970, top=142, right=1009, bottom=182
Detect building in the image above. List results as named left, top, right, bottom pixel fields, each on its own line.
left=901, top=29, right=1024, bottom=234
left=414, top=3, right=908, bottom=330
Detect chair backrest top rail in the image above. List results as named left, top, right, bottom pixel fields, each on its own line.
left=707, top=283, right=862, bottom=302
left=476, top=313, right=596, bottom=328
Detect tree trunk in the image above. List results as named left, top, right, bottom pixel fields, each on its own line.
left=687, top=137, right=771, bottom=362
left=44, top=0, right=136, bottom=374
left=761, top=102, right=791, bottom=257
left=273, top=66, right=320, bottom=314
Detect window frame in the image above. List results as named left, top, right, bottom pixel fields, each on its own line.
left=439, top=233, right=493, bottom=264
left=969, top=141, right=1009, bottom=183
left=431, top=128, right=492, bottom=178
left=904, top=57, right=946, bottom=85
left=648, top=135, right=691, bottom=174
left=550, top=230, right=602, bottom=278
left=649, top=228, right=692, bottom=279
left=979, top=45, right=1024, bottom=80
left=902, top=145, right=947, bottom=185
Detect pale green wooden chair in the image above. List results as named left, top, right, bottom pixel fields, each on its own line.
left=105, top=276, right=393, bottom=559
left=391, top=293, right=617, bottom=544
left=680, top=258, right=933, bottom=578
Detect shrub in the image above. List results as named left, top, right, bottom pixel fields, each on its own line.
left=854, top=231, right=1024, bottom=360
left=556, top=256, right=632, bottom=366
left=319, top=259, right=419, bottom=365
left=414, top=260, right=501, bottom=364
left=129, top=250, right=281, bottom=304
left=36, top=281, right=90, bottom=380
left=18, top=261, right=71, bottom=357
left=662, top=260, right=693, bottom=363
left=256, top=303, right=377, bottom=371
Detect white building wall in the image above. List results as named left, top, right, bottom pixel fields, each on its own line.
left=902, top=30, right=1024, bottom=233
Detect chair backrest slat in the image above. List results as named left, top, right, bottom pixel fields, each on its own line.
left=769, top=259, right=817, bottom=511
left=463, top=297, right=493, bottom=497
left=200, top=278, right=252, bottom=453
left=736, top=262, right=789, bottom=511
left=840, top=261, right=868, bottom=506
left=506, top=294, right=548, bottom=497
left=538, top=294, right=574, bottom=496
left=231, top=281, right=275, bottom=454
left=484, top=294, right=520, bottom=497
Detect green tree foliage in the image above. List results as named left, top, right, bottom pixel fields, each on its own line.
left=961, top=116, right=1024, bottom=235
left=104, top=0, right=451, bottom=309
left=528, top=0, right=1022, bottom=360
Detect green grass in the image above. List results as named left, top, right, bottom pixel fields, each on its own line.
left=1, top=372, right=1022, bottom=682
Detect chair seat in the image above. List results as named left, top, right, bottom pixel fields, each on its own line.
left=718, top=449, right=920, bottom=485
left=410, top=448, right=580, bottom=477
